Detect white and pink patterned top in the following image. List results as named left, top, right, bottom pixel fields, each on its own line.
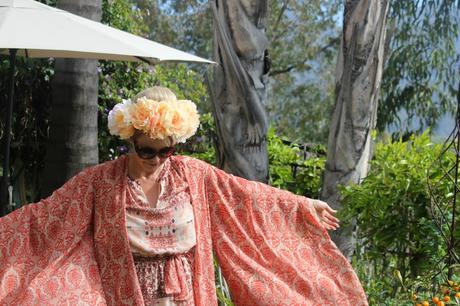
left=125, top=157, right=196, bottom=306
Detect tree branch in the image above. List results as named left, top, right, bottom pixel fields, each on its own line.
left=269, top=0, right=292, bottom=45
left=270, top=36, right=340, bottom=76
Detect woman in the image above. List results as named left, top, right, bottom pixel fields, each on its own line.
left=0, top=87, right=368, bottom=306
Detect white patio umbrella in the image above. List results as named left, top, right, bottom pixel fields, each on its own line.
left=0, top=0, right=215, bottom=216
left=0, top=0, right=214, bottom=63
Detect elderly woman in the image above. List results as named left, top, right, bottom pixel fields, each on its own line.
left=0, top=87, right=368, bottom=306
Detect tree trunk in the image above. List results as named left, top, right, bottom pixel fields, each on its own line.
left=320, top=0, right=390, bottom=260
left=40, top=0, right=101, bottom=198
left=209, top=0, right=270, bottom=183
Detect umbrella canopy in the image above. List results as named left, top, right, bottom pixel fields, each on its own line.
left=0, top=0, right=214, bottom=64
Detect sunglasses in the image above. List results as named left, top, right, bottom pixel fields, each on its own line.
left=134, top=142, right=176, bottom=160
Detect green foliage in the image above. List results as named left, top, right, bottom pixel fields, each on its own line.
left=0, top=56, right=54, bottom=202
left=173, top=126, right=326, bottom=198
left=268, top=128, right=300, bottom=186
left=339, top=130, right=459, bottom=303
left=267, top=128, right=325, bottom=198
left=102, top=0, right=147, bottom=34
left=378, top=0, right=460, bottom=134
left=213, top=257, right=235, bottom=306
left=131, top=0, right=212, bottom=80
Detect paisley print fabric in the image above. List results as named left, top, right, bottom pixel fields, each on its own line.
left=203, top=161, right=367, bottom=305
left=0, top=154, right=368, bottom=305
left=133, top=253, right=194, bottom=306
left=0, top=166, right=106, bottom=306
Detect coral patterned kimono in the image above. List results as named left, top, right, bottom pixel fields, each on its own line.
left=0, top=155, right=368, bottom=306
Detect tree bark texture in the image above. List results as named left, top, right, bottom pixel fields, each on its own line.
left=40, top=0, right=101, bottom=198
left=321, top=0, right=390, bottom=260
left=210, top=0, right=270, bottom=183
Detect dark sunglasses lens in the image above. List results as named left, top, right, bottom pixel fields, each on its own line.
left=136, top=147, right=156, bottom=159
left=157, top=147, right=175, bottom=158
left=135, top=145, right=175, bottom=159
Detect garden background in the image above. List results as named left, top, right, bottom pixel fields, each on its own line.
left=0, top=0, right=460, bottom=305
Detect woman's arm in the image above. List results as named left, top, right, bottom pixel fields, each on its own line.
left=202, top=160, right=367, bottom=306
left=204, top=161, right=339, bottom=231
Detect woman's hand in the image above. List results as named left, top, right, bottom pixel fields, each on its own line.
left=311, top=199, right=340, bottom=231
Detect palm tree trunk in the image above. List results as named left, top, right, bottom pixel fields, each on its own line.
left=320, top=0, right=390, bottom=260
left=40, top=0, right=101, bottom=197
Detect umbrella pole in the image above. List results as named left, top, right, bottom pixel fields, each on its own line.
left=0, top=49, right=17, bottom=217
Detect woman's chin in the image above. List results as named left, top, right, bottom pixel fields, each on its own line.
left=142, top=159, right=164, bottom=168
left=143, top=160, right=158, bottom=167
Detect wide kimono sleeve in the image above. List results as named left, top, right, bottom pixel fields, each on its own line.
left=204, top=163, right=368, bottom=306
left=0, top=166, right=106, bottom=305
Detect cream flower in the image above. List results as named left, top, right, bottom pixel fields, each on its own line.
left=174, top=100, right=200, bottom=143
left=107, top=99, right=134, bottom=139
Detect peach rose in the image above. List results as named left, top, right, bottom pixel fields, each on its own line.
left=130, top=97, right=158, bottom=132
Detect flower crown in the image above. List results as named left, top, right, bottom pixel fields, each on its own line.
left=107, top=97, right=200, bottom=143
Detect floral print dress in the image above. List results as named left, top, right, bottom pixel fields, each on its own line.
left=125, top=158, right=196, bottom=306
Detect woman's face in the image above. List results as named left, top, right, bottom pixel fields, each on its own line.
left=131, top=133, right=175, bottom=169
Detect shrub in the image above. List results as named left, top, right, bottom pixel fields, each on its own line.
left=339, top=130, right=459, bottom=304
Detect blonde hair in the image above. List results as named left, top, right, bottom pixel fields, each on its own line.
left=133, top=86, right=177, bottom=103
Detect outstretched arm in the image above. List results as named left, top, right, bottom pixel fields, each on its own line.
left=0, top=167, right=97, bottom=303
left=202, top=160, right=367, bottom=306
left=204, top=162, right=339, bottom=231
